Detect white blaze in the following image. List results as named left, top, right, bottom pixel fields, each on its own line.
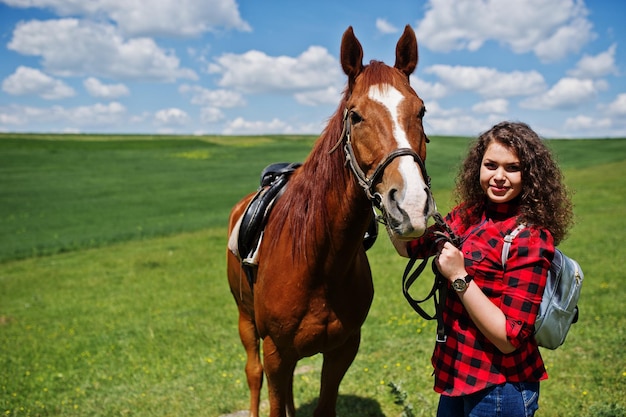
left=368, top=84, right=429, bottom=193
left=368, top=84, right=410, bottom=148
left=368, top=85, right=426, bottom=190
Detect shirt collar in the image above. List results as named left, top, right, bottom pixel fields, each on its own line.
left=485, top=198, right=520, bottom=221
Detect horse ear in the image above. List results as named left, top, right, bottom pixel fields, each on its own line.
left=340, top=26, right=364, bottom=88
left=394, top=25, right=418, bottom=77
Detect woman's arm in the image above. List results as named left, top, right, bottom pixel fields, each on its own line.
left=436, top=242, right=516, bottom=353
left=457, top=280, right=517, bottom=353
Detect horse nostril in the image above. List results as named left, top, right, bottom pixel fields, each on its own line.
left=386, top=188, right=402, bottom=214
left=388, top=188, right=398, bottom=202
left=373, top=192, right=383, bottom=210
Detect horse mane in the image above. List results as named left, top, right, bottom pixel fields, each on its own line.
left=265, top=93, right=349, bottom=260
left=265, top=61, right=397, bottom=259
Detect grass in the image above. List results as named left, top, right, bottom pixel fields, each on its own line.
left=0, top=134, right=315, bottom=262
left=1, top=133, right=625, bottom=416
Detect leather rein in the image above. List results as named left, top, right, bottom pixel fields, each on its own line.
left=330, top=108, right=431, bottom=207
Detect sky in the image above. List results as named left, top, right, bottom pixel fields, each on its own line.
left=0, top=0, right=625, bottom=138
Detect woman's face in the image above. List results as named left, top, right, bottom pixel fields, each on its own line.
left=480, top=141, right=523, bottom=204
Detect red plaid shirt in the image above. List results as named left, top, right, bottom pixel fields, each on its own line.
left=407, top=201, right=553, bottom=396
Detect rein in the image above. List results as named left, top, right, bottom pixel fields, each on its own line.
left=401, top=211, right=461, bottom=343
left=330, top=108, right=431, bottom=206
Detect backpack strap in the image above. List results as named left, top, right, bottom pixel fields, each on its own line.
left=502, top=224, right=526, bottom=268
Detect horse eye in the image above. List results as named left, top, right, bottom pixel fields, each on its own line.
left=418, top=107, right=426, bottom=119
left=350, top=111, right=363, bottom=124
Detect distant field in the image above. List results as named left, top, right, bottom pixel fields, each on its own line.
left=1, top=133, right=625, bottom=417
left=2, top=133, right=625, bottom=262
left=0, top=133, right=315, bottom=262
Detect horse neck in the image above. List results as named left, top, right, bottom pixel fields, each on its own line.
left=303, top=145, right=372, bottom=237
left=267, top=111, right=373, bottom=261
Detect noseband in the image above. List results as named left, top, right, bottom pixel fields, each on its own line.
left=330, top=108, right=431, bottom=206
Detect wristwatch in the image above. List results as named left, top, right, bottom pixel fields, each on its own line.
left=452, top=274, right=473, bottom=292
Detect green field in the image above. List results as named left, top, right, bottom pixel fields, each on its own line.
left=1, top=133, right=625, bottom=417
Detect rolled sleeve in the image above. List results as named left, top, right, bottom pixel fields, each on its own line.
left=501, top=227, right=554, bottom=346
left=506, top=317, right=534, bottom=349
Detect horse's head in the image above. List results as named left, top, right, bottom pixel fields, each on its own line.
left=339, top=25, right=435, bottom=239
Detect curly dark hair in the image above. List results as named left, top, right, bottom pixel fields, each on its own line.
left=455, top=121, right=573, bottom=244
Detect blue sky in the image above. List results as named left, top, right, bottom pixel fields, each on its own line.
left=1, top=0, right=625, bottom=138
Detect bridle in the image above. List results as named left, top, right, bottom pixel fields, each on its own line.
left=329, top=105, right=461, bottom=342
left=330, top=108, right=461, bottom=343
left=330, top=107, right=431, bottom=209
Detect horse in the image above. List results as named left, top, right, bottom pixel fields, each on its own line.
left=226, top=25, right=434, bottom=417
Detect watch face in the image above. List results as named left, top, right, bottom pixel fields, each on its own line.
left=452, top=278, right=467, bottom=292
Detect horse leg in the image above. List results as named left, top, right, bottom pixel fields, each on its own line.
left=238, top=312, right=263, bottom=417
left=262, top=337, right=297, bottom=417
left=314, top=332, right=361, bottom=417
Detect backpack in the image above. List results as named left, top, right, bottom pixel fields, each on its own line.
left=502, top=224, right=584, bottom=349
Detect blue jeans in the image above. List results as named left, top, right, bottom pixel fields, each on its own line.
left=437, top=382, right=540, bottom=417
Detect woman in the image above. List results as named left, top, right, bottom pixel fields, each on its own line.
left=393, top=121, right=573, bottom=416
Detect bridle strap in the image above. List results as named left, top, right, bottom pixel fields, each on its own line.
left=332, top=108, right=431, bottom=202
left=402, top=211, right=461, bottom=343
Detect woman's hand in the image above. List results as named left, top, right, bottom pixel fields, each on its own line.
left=435, top=241, right=467, bottom=282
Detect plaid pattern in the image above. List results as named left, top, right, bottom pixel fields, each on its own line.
left=407, top=202, right=553, bottom=396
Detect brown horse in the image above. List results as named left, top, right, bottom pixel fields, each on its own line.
left=226, top=25, right=433, bottom=417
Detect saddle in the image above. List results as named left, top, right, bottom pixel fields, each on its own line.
left=236, top=161, right=379, bottom=292
left=238, top=162, right=301, bottom=264
left=237, top=162, right=301, bottom=290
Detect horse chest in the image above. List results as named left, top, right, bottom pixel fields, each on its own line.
left=265, top=291, right=369, bottom=353
left=292, top=307, right=354, bottom=355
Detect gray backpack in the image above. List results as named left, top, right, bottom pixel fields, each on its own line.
left=502, top=224, right=584, bottom=349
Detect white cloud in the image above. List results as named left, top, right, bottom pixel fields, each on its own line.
left=201, top=107, right=225, bottom=123
left=520, top=77, right=603, bottom=110
left=209, top=46, right=342, bottom=94
left=410, top=75, right=448, bottom=100
left=71, top=102, right=126, bottom=125
left=568, top=44, right=618, bottom=79
left=376, top=18, right=399, bottom=34
left=0, top=102, right=126, bottom=127
left=294, top=86, right=341, bottom=106
left=154, top=108, right=190, bottom=126
left=8, top=19, right=197, bottom=82
left=532, top=17, right=595, bottom=62
left=420, top=101, right=507, bottom=136
left=472, top=99, right=508, bottom=114
left=564, top=115, right=612, bottom=131
left=83, top=77, right=129, bottom=99
left=2, top=66, right=75, bottom=99
left=424, top=65, right=546, bottom=98
left=219, top=116, right=322, bottom=135
left=0, top=109, right=25, bottom=125
left=0, top=105, right=38, bottom=126
left=415, top=0, right=594, bottom=62
left=223, top=117, right=291, bottom=135
left=1, top=0, right=251, bottom=37
left=178, top=84, right=245, bottom=108
left=606, top=93, right=626, bottom=116
left=426, top=114, right=493, bottom=136
left=129, top=112, right=151, bottom=124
